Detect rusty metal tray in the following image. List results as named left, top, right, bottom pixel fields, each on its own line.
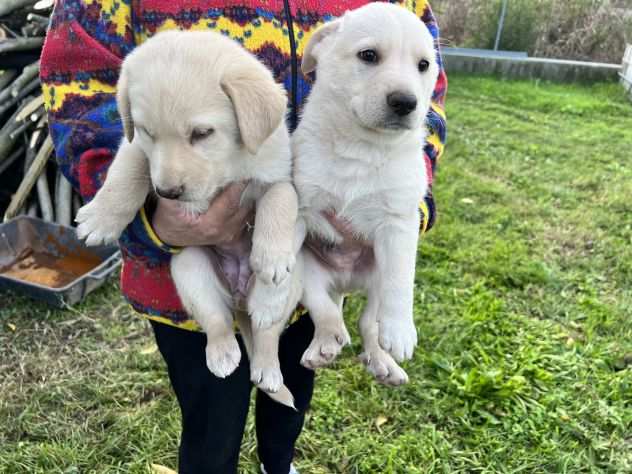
left=0, top=216, right=121, bottom=307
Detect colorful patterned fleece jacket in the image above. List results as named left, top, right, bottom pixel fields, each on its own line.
left=40, top=0, right=447, bottom=330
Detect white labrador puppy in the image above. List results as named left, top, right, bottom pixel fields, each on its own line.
left=76, top=31, right=299, bottom=407
left=291, top=3, right=440, bottom=385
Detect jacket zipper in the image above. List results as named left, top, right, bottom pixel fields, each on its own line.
left=283, top=0, right=298, bottom=132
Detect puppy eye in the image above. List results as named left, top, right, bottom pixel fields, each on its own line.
left=190, top=128, right=215, bottom=144
left=138, top=125, right=154, bottom=140
left=357, top=49, right=379, bottom=64
left=418, top=59, right=430, bottom=73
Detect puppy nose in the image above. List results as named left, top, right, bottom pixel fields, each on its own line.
left=387, top=92, right=417, bottom=116
left=156, top=185, right=185, bottom=200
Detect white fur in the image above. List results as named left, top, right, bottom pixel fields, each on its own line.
left=76, top=31, right=299, bottom=407
left=290, top=3, right=440, bottom=385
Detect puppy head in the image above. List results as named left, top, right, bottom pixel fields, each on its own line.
left=116, top=31, right=287, bottom=203
left=302, top=3, right=439, bottom=135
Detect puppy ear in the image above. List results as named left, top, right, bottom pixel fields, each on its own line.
left=221, top=65, right=287, bottom=155
left=116, top=66, right=134, bottom=143
left=302, top=19, right=342, bottom=74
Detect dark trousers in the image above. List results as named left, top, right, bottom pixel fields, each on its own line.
left=150, top=316, right=315, bottom=474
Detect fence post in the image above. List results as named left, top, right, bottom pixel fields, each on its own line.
left=494, top=0, right=509, bottom=51
left=621, top=45, right=632, bottom=100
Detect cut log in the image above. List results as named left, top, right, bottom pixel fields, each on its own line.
left=14, top=94, right=43, bottom=121
left=0, top=37, right=44, bottom=55
left=10, top=62, right=40, bottom=98
left=33, top=0, right=53, bottom=11
left=8, top=119, right=30, bottom=140
left=0, top=0, right=37, bottom=17
left=26, top=13, right=49, bottom=26
left=37, top=168, right=53, bottom=221
left=55, top=170, right=72, bottom=226
left=3, top=135, right=53, bottom=222
left=0, top=70, right=18, bottom=90
left=0, top=76, right=41, bottom=116
left=27, top=202, right=38, bottom=217
left=28, top=113, right=46, bottom=150
left=0, top=105, right=24, bottom=163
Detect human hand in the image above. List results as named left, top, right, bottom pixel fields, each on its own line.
left=152, top=183, right=254, bottom=247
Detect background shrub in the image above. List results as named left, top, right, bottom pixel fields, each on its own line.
left=432, top=0, right=632, bottom=63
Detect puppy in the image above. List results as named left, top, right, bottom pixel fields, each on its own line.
left=291, top=3, right=440, bottom=385
left=77, top=31, right=299, bottom=407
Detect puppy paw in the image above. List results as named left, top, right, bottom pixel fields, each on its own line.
left=205, top=334, right=241, bottom=378
left=301, top=323, right=350, bottom=369
left=76, top=197, right=135, bottom=246
left=250, top=240, right=295, bottom=286
left=378, top=317, right=417, bottom=363
left=251, top=363, right=283, bottom=393
left=248, top=279, right=290, bottom=330
left=360, top=349, right=409, bottom=386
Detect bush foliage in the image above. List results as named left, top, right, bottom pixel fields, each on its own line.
left=433, top=0, right=632, bottom=63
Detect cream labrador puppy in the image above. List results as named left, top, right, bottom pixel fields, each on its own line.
left=76, top=31, right=299, bottom=407
left=291, top=3, right=440, bottom=385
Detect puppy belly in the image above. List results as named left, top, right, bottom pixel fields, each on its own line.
left=207, top=237, right=253, bottom=310
left=304, top=234, right=375, bottom=292
left=304, top=234, right=374, bottom=273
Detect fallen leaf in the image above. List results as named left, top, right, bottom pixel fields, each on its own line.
left=375, top=415, right=388, bottom=430
left=7, top=323, right=16, bottom=331
left=140, top=344, right=158, bottom=355
left=461, top=198, right=474, bottom=204
left=151, top=464, right=178, bottom=474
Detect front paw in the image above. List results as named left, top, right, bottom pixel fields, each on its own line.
left=360, top=349, right=409, bottom=386
left=301, top=322, right=350, bottom=369
left=76, top=197, right=135, bottom=246
left=205, top=333, right=241, bottom=378
left=250, top=239, right=295, bottom=286
left=248, top=278, right=290, bottom=329
left=378, top=317, right=417, bottom=363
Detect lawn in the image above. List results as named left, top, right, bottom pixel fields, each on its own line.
left=1, top=75, right=631, bottom=473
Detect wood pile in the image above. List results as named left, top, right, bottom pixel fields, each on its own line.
left=0, top=0, right=79, bottom=226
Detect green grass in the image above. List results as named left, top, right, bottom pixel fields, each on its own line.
left=1, top=75, right=631, bottom=473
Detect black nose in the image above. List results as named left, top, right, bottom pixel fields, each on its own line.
left=156, top=185, right=184, bottom=200
left=387, top=92, right=417, bottom=116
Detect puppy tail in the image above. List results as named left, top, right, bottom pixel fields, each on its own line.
left=266, top=385, right=297, bottom=411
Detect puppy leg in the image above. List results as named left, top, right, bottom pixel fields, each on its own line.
left=240, top=260, right=303, bottom=409
left=373, top=217, right=420, bottom=362
left=249, top=182, right=298, bottom=330
left=171, top=247, right=241, bottom=378
left=250, top=182, right=297, bottom=286
left=300, top=254, right=350, bottom=369
left=359, top=288, right=408, bottom=386
left=249, top=318, right=286, bottom=393
left=76, top=140, right=150, bottom=246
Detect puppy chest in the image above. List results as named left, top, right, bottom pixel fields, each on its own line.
left=298, top=160, right=425, bottom=216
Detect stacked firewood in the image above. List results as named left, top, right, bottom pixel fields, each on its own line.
left=0, top=0, right=78, bottom=226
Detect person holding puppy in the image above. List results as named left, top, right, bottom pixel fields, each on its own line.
left=41, top=1, right=447, bottom=473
